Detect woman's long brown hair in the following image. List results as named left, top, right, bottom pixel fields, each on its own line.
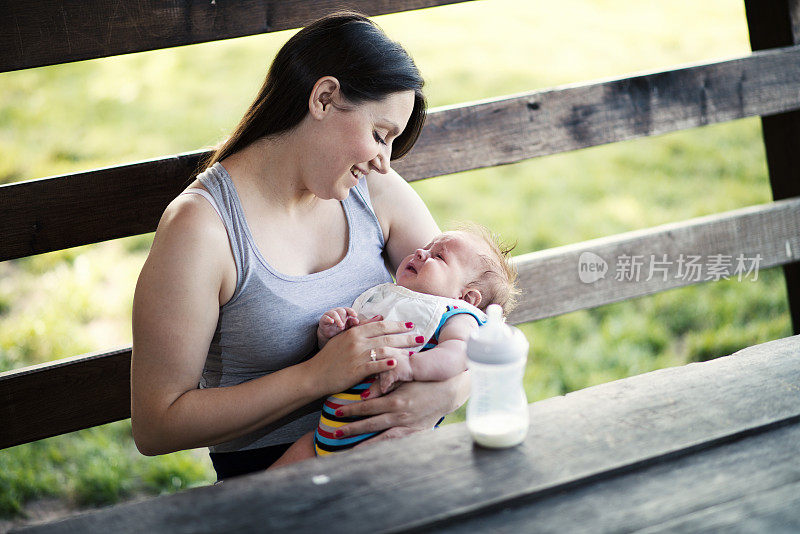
left=200, top=11, right=426, bottom=175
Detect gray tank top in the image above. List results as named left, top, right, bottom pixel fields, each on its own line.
left=192, top=163, right=393, bottom=452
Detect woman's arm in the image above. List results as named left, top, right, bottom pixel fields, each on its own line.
left=131, top=195, right=408, bottom=456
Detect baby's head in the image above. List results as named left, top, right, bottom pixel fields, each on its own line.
left=395, top=223, right=519, bottom=313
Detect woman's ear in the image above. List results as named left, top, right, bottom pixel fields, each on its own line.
left=309, top=76, right=341, bottom=119
left=461, top=288, right=482, bottom=308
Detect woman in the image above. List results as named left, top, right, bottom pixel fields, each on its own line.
left=131, top=12, right=469, bottom=480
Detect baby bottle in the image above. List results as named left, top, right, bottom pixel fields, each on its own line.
left=466, top=304, right=530, bottom=448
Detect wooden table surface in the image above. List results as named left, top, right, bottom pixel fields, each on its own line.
left=18, top=336, right=800, bottom=533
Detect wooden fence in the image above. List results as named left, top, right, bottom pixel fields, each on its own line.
left=1, top=0, right=798, bottom=450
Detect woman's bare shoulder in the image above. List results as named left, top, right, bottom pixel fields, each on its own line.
left=366, top=169, right=437, bottom=231
left=364, top=168, right=414, bottom=208
left=158, top=191, right=227, bottom=245
left=142, top=192, right=233, bottom=295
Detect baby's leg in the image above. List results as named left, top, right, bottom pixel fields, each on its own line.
left=268, top=431, right=316, bottom=469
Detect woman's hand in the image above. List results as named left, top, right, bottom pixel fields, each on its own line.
left=303, top=317, right=420, bottom=397
left=334, top=372, right=470, bottom=443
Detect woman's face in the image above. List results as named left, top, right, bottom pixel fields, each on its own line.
left=309, top=90, right=416, bottom=200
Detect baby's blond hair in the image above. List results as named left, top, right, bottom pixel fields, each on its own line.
left=456, top=222, right=520, bottom=315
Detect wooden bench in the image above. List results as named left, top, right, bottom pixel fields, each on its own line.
left=16, top=335, right=800, bottom=532
left=1, top=0, right=799, bottom=509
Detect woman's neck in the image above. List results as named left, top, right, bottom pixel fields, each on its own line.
left=221, top=133, right=319, bottom=213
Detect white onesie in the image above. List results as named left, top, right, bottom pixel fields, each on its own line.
left=352, top=283, right=486, bottom=351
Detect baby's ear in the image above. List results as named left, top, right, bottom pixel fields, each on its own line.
left=461, top=288, right=482, bottom=308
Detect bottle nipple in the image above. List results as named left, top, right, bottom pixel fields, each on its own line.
left=486, top=304, right=503, bottom=324
left=480, top=304, right=507, bottom=342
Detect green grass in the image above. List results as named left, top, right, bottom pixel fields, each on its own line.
left=0, top=422, right=209, bottom=516
left=0, top=0, right=790, bottom=519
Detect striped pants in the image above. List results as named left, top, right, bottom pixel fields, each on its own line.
left=314, top=379, right=377, bottom=456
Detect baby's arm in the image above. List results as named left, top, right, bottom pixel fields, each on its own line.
left=379, top=313, right=478, bottom=393
left=317, top=307, right=359, bottom=348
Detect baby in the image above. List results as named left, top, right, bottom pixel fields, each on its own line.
left=273, top=223, right=518, bottom=465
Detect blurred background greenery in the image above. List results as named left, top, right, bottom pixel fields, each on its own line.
left=0, top=0, right=791, bottom=522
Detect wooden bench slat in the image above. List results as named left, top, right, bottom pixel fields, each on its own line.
left=0, top=153, right=201, bottom=262
left=3, top=199, right=798, bottom=447
left=508, top=197, right=800, bottom=324
left=632, top=479, right=800, bottom=533
left=394, top=43, right=800, bottom=181
left=0, top=348, right=131, bottom=450
left=0, top=0, right=473, bottom=73
left=425, top=420, right=800, bottom=533
left=3, top=45, right=800, bottom=261
left=18, top=336, right=800, bottom=533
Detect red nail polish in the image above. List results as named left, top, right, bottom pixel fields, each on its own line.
left=405, top=322, right=414, bottom=328
left=335, top=409, right=343, bottom=417
left=334, top=430, right=343, bottom=438
left=409, top=351, right=414, bottom=356
left=361, top=390, right=370, bottom=398
left=388, top=359, right=396, bottom=366
left=415, top=336, right=424, bottom=343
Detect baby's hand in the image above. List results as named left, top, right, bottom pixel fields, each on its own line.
left=317, top=307, right=359, bottom=348
left=378, top=351, right=414, bottom=394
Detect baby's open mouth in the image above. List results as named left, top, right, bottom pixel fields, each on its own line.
left=350, top=166, right=365, bottom=180
left=406, top=264, right=417, bottom=274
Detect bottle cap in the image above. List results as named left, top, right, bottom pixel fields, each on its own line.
left=467, top=304, right=529, bottom=365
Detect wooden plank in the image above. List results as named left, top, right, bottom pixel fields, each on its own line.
left=4, top=46, right=800, bottom=261
left=642, top=480, right=800, bottom=533
left=745, top=0, right=800, bottom=335
left=507, top=197, right=800, bottom=324
left=0, top=152, right=200, bottom=262
left=420, top=421, right=800, bottom=533
left=18, top=336, right=800, bottom=533
left=393, top=44, right=800, bottom=183
left=0, top=348, right=131, bottom=450
left=0, top=0, right=473, bottom=73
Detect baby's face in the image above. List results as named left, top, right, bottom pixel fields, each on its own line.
left=395, top=231, right=486, bottom=299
